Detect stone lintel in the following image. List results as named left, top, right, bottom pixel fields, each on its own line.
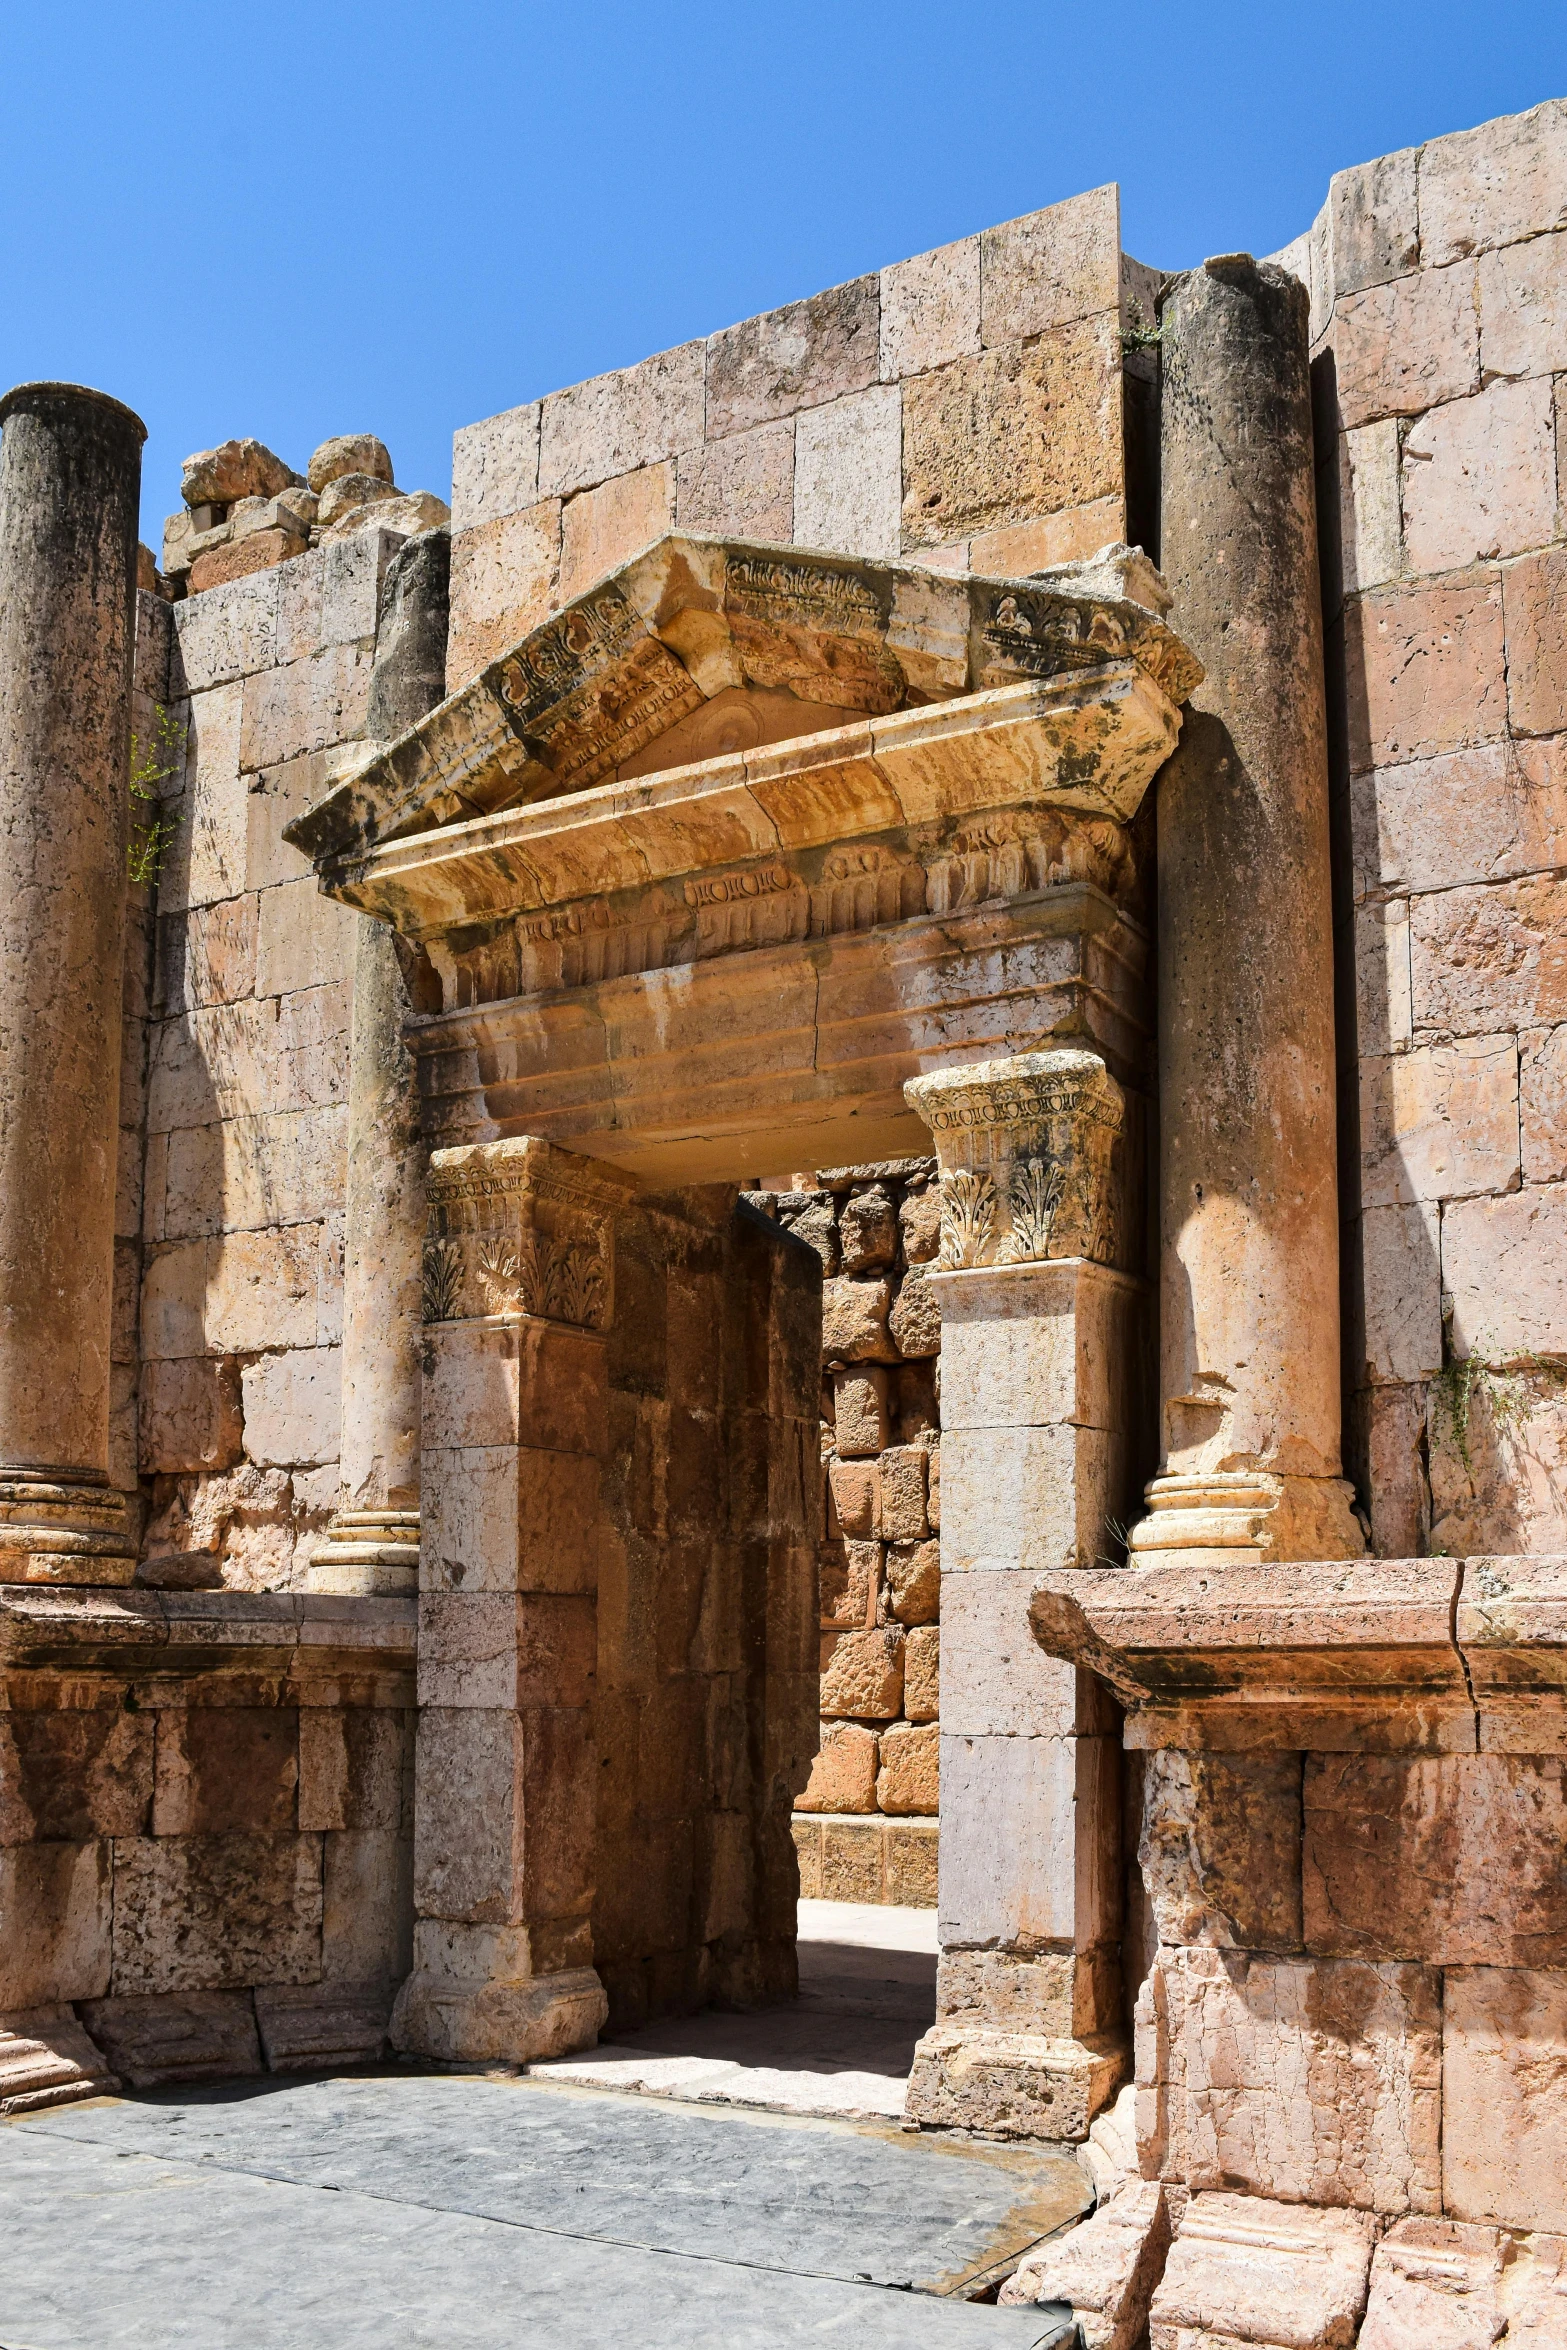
left=283, top=533, right=1200, bottom=881
left=1029, top=1554, right=1567, bottom=1753
left=0, top=1585, right=417, bottom=1682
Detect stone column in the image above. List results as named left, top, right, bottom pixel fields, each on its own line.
left=0, top=383, right=144, bottom=1583
left=902, top=1051, right=1141, bottom=2140
left=1130, top=258, right=1364, bottom=1568
left=310, top=529, right=449, bottom=1595
left=390, top=1134, right=637, bottom=2063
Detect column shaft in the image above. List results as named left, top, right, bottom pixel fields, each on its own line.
left=1132, top=259, right=1364, bottom=1566
left=309, top=527, right=448, bottom=1593
left=0, top=382, right=145, bottom=1581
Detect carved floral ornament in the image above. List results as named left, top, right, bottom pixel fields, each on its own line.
left=420, top=1138, right=635, bottom=1332
left=903, top=1050, right=1126, bottom=1270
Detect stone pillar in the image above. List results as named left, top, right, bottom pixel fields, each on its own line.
left=0, top=383, right=144, bottom=1583
left=309, top=529, right=449, bottom=1595
left=390, top=1134, right=637, bottom=2063
left=901, top=1051, right=1140, bottom=2139
left=1130, top=258, right=1364, bottom=1569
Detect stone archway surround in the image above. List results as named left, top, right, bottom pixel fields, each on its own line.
left=288, top=533, right=1199, bottom=2127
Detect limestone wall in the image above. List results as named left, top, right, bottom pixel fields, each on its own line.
left=1294, top=98, right=1567, bottom=1558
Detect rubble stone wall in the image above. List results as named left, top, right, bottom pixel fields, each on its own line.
left=748, top=1164, right=944, bottom=1907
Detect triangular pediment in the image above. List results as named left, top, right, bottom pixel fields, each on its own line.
left=284, top=534, right=1198, bottom=880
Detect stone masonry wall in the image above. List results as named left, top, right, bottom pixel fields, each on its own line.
left=748, top=1164, right=944, bottom=1907
left=445, top=184, right=1154, bottom=692
left=1277, top=97, right=1567, bottom=1560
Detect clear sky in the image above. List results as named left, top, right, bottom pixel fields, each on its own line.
left=3, top=2, right=1564, bottom=543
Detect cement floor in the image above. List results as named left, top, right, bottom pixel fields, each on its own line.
left=0, top=1902, right=1088, bottom=2348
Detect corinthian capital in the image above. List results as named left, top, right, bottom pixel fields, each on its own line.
left=903, top=1050, right=1125, bottom=1270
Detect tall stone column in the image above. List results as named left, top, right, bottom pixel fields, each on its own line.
left=0, top=383, right=144, bottom=1583
left=902, top=1052, right=1141, bottom=2140
left=391, top=1134, right=637, bottom=2062
left=1130, top=259, right=1364, bottom=1568
left=310, top=529, right=449, bottom=1595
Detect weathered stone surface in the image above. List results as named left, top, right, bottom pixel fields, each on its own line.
left=0, top=1842, right=111, bottom=2005
left=1358, top=1035, right=1519, bottom=1209
left=182, top=440, right=294, bottom=506
left=108, top=1833, right=322, bottom=1995
left=559, top=463, right=674, bottom=605
left=1358, top=2218, right=1507, bottom=2350
left=883, top=1537, right=940, bottom=1626
left=878, top=1445, right=928, bottom=1541
left=819, top=1627, right=904, bottom=1720
left=446, top=499, right=560, bottom=688
left=826, top=1456, right=878, bottom=1539
left=1443, top=1185, right=1567, bottom=1359
left=241, top=1346, right=342, bottom=1468
left=253, top=1980, right=391, bottom=2071
left=1148, top=2193, right=1375, bottom=2350
left=938, top=1947, right=1078, bottom=2038
left=307, top=435, right=393, bottom=496
left=795, top=1722, right=879, bottom=1813
left=838, top=1185, right=896, bottom=1276
left=794, top=385, right=901, bottom=564
left=707, top=279, right=879, bottom=438
left=903, top=1623, right=939, bottom=1721
left=876, top=1721, right=937, bottom=1814
left=1136, top=1946, right=1441, bottom=2213
left=189, top=527, right=301, bottom=595
left=1442, top=1964, right=1567, bottom=2230
left=1304, top=1755, right=1567, bottom=1965
left=1418, top=96, right=1567, bottom=266
left=298, top=1707, right=406, bottom=1834
left=821, top=1278, right=895, bottom=1365
left=832, top=1366, right=890, bottom=1458
left=1402, top=376, right=1556, bottom=572
left=316, top=473, right=399, bottom=530
left=901, top=317, right=1121, bottom=546
left=450, top=403, right=539, bottom=534
left=1139, top=1750, right=1303, bottom=1951
left=1504, top=544, right=1567, bottom=739
left=79, top=1989, right=262, bottom=2087
left=1328, top=147, right=1420, bottom=297
left=674, top=418, right=795, bottom=542
left=1355, top=738, right=1567, bottom=897
left=1333, top=265, right=1479, bottom=430
left=889, top=1266, right=942, bottom=1359
left=152, top=1707, right=299, bottom=1836
left=999, top=2179, right=1168, bottom=2350
left=899, top=1186, right=941, bottom=1265
left=540, top=341, right=704, bottom=497
left=905, top=2021, right=1124, bottom=2141
left=979, top=186, right=1120, bottom=346
left=0, top=1709, right=153, bottom=1842
left=0, top=2005, right=117, bottom=2113
left=880, top=236, right=981, bottom=379
left=1346, top=573, right=1507, bottom=769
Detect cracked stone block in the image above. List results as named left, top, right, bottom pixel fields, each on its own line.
left=1442, top=1964, right=1567, bottom=2230
left=1135, top=1946, right=1441, bottom=2213
left=1148, top=2193, right=1375, bottom=2350
left=1139, top=1750, right=1303, bottom=1951
left=254, top=1981, right=391, bottom=2072
left=999, top=2179, right=1169, bottom=2350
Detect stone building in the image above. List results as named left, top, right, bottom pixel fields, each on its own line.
left=1, top=89, right=1565, bottom=2346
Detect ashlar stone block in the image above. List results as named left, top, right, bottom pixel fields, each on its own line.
left=879, top=235, right=981, bottom=380
left=1418, top=96, right=1567, bottom=267
left=540, top=340, right=704, bottom=496
left=1346, top=571, right=1506, bottom=769
left=978, top=185, right=1120, bottom=345
left=153, top=1708, right=299, bottom=1836
left=1443, top=1184, right=1567, bottom=1360
left=1139, top=1750, right=1303, bottom=1952
left=832, top=1366, right=890, bottom=1457
left=674, top=419, right=794, bottom=542
left=1332, top=264, right=1479, bottom=430
left=1148, top=2193, right=1375, bottom=2350
left=876, top=1721, right=938, bottom=1814
left=904, top=1623, right=939, bottom=1721
left=819, top=1627, right=904, bottom=1719
left=0, top=1843, right=111, bottom=2005
left=1442, top=1963, right=1567, bottom=2230
left=1357, top=1035, right=1519, bottom=1207
left=1354, top=738, right=1567, bottom=895
left=901, top=316, right=1121, bottom=546
left=79, top=1989, right=262, bottom=2087
left=1504, top=545, right=1567, bottom=738
left=795, top=1722, right=879, bottom=1814
left=999, top=2179, right=1169, bottom=2349
left=451, top=401, right=541, bottom=534
left=793, top=384, right=901, bottom=563
left=1401, top=375, right=1556, bottom=572
left=1136, top=1945, right=1441, bottom=2213
left=559, top=463, right=674, bottom=605
left=706, top=278, right=879, bottom=438
left=107, top=1834, right=322, bottom=1996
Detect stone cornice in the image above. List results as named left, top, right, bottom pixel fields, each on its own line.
left=1028, top=1555, right=1567, bottom=1754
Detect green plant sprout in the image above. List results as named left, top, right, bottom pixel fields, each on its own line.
left=128, top=703, right=185, bottom=884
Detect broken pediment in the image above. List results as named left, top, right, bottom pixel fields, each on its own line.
left=284, top=533, right=1201, bottom=883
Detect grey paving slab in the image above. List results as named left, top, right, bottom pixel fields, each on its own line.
left=0, top=2098, right=1079, bottom=2350
left=19, top=2072, right=1086, bottom=2293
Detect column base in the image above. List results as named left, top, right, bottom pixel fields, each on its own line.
left=390, top=1922, right=606, bottom=2064
left=306, top=1510, right=420, bottom=1595
left=0, top=1475, right=136, bottom=1585
left=904, top=2020, right=1127, bottom=2140
left=1128, top=1470, right=1366, bottom=1569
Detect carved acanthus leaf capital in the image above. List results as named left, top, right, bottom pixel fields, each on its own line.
left=422, top=1137, right=637, bottom=1331
left=903, top=1049, right=1126, bottom=1269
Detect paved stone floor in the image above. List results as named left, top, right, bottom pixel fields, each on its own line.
left=0, top=1903, right=1087, bottom=2347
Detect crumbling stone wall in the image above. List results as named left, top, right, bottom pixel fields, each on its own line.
left=748, top=1163, right=943, bottom=1906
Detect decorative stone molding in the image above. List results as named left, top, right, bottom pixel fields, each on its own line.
left=421, top=1137, right=637, bottom=1332
left=0, top=1474, right=135, bottom=1585
left=904, top=1049, right=1126, bottom=1269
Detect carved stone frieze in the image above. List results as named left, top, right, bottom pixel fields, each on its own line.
left=904, top=1049, right=1126, bottom=1268
left=421, top=1138, right=637, bottom=1331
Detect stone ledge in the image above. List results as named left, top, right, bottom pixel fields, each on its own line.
left=0, top=1585, right=417, bottom=1677
left=1029, top=1555, right=1567, bottom=1753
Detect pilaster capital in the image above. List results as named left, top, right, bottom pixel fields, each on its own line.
left=904, top=1049, right=1126, bottom=1271
left=422, top=1137, right=638, bottom=1333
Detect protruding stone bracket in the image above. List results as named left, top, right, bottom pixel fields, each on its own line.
left=420, top=1137, right=639, bottom=1333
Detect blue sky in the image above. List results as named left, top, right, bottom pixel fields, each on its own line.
left=3, top=2, right=1563, bottom=542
